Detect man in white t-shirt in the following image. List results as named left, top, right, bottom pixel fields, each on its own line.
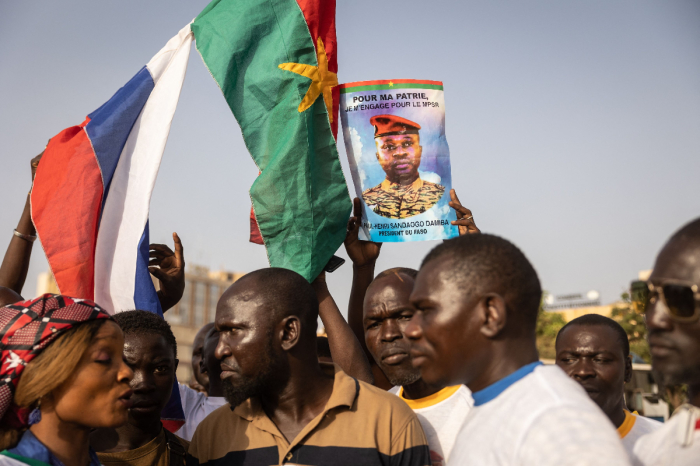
left=176, top=326, right=227, bottom=441
left=555, top=314, right=661, bottom=454
left=630, top=218, right=700, bottom=465
left=405, top=233, right=631, bottom=465
left=360, top=268, right=472, bottom=466
left=344, top=196, right=477, bottom=466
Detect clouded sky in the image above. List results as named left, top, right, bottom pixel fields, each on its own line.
left=1, top=0, right=699, bottom=314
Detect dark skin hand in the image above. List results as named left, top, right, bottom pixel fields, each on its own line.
left=0, top=149, right=43, bottom=298
left=344, top=198, right=391, bottom=388
left=556, top=325, right=632, bottom=428
left=646, top=230, right=700, bottom=407
left=148, top=232, right=185, bottom=312
left=406, top=255, right=539, bottom=391
left=311, top=271, right=373, bottom=384
left=363, top=273, right=444, bottom=400
left=448, top=189, right=480, bottom=235
left=216, top=275, right=334, bottom=443
left=91, top=333, right=178, bottom=452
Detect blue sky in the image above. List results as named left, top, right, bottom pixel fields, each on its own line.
left=1, top=0, right=699, bottom=314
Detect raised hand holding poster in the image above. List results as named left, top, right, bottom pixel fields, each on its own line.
left=339, top=79, right=458, bottom=242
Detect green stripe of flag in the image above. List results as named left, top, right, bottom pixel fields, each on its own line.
left=192, top=0, right=351, bottom=282
left=340, top=83, right=443, bottom=93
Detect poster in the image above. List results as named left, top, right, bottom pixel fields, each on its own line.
left=339, top=79, right=458, bottom=242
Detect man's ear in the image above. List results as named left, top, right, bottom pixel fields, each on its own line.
left=199, top=356, right=208, bottom=375
left=478, top=294, right=507, bottom=338
left=174, top=358, right=179, bottom=372
left=279, top=315, right=302, bottom=351
left=624, top=355, right=633, bottom=384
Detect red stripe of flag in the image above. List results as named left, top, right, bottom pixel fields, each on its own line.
left=31, top=118, right=103, bottom=300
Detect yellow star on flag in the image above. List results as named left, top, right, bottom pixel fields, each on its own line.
left=279, top=37, right=338, bottom=122
left=389, top=81, right=394, bottom=87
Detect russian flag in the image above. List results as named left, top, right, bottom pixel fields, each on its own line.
left=30, top=23, right=193, bottom=431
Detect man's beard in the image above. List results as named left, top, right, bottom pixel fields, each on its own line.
left=382, top=364, right=422, bottom=387
left=222, top=341, right=280, bottom=408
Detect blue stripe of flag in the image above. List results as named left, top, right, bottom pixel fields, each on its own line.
left=86, top=66, right=154, bottom=210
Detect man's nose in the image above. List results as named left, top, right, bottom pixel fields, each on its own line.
left=118, top=360, right=134, bottom=385
left=215, top=337, right=231, bottom=360
left=130, top=369, right=155, bottom=392
left=646, top=299, right=673, bottom=332
left=404, top=313, right=424, bottom=341
left=572, top=360, right=596, bottom=380
left=380, top=320, right=403, bottom=342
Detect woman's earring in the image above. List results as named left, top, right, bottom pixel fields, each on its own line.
left=28, top=400, right=41, bottom=425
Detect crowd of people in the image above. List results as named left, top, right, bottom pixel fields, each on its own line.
left=1, top=156, right=699, bottom=466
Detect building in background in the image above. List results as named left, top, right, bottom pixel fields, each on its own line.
left=163, top=265, right=244, bottom=383
left=37, top=266, right=244, bottom=384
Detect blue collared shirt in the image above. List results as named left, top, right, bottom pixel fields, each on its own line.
left=471, top=361, right=543, bottom=406
left=9, top=430, right=101, bottom=466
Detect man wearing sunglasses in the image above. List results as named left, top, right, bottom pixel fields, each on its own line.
left=631, top=218, right=700, bottom=465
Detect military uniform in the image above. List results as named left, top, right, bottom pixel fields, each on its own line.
left=363, top=178, right=445, bottom=219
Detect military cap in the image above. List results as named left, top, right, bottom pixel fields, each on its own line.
left=370, top=114, right=421, bottom=138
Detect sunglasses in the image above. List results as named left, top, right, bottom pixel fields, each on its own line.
left=630, top=279, right=700, bottom=323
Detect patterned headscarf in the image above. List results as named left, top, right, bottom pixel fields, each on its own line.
left=0, top=294, right=111, bottom=428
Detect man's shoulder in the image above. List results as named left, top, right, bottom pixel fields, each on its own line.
left=529, top=365, right=592, bottom=402
left=632, top=413, right=663, bottom=433
left=355, top=379, right=420, bottom=421
left=419, top=180, right=445, bottom=195
left=362, top=183, right=387, bottom=199
left=632, top=409, right=700, bottom=463
left=165, top=429, right=190, bottom=452
left=191, top=402, right=244, bottom=440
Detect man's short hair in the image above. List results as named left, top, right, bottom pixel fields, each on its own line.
left=113, top=310, right=177, bottom=358
left=237, top=268, right=319, bottom=338
left=421, top=234, right=542, bottom=330
left=556, top=314, right=630, bottom=358
left=374, top=267, right=418, bottom=281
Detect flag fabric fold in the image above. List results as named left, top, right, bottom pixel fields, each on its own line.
left=193, top=0, right=351, bottom=281
left=30, top=22, right=193, bottom=432
left=32, top=23, right=193, bottom=315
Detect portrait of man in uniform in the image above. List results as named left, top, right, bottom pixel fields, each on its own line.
left=362, top=114, right=445, bottom=219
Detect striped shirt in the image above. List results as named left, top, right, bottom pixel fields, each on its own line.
left=187, top=365, right=431, bottom=466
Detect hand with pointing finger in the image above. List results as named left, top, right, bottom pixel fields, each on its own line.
left=449, top=189, right=480, bottom=235
left=149, top=232, right=185, bottom=312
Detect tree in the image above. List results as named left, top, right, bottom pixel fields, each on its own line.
left=536, top=293, right=566, bottom=360
left=611, top=292, right=650, bottom=362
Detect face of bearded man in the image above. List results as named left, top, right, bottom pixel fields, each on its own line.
left=221, top=334, right=285, bottom=407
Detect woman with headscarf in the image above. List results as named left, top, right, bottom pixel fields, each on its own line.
left=0, top=294, right=134, bottom=466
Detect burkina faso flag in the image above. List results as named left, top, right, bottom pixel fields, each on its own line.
left=192, top=0, right=351, bottom=282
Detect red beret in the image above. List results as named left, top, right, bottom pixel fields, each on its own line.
left=370, top=114, right=421, bottom=138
